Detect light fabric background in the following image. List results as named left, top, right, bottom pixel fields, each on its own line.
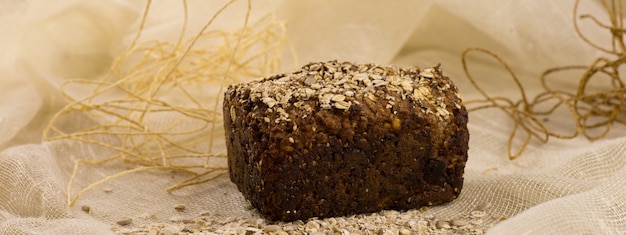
left=0, top=0, right=624, bottom=234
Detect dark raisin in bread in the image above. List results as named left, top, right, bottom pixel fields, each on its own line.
left=223, top=61, right=469, bottom=221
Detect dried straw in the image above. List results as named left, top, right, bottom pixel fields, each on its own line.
left=43, top=0, right=289, bottom=206
left=463, top=0, right=626, bottom=160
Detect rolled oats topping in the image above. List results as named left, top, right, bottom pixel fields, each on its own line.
left=232, top=61, right=460, bottom=123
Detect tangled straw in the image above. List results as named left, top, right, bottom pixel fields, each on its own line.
left=463, top=0, right=626, bottom=160
left=43, top=0, right=290, bottom=206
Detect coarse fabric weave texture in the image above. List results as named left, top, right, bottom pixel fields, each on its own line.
left=1, top=0, right=625, bottom=234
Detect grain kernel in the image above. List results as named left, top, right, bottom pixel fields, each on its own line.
left=470, top=210, right=486, bottom=218
left=263, top=224, right=281, bottom=232
left=174, top=204, right=186, bottom=211
left=475, top=201, right=491, bottom=211
left=280, top=144, right=294, bottom=152
left=451, top=219, right=468, bottom=227
left=116, top=217, right=132, bottom=226
left=436, top=221, right=450, bottom=229
left=331, top=94, right=346, bottom=102
left=391, top=116, right=401, bottom=130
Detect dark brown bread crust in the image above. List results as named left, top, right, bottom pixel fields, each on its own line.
left=224, top=61, right=469, bottom=221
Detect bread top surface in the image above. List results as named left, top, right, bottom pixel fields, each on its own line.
left=227, top=61, right=463, bottom=126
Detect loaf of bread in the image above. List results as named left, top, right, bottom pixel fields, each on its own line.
left=223, top=61, right=469, bottom=221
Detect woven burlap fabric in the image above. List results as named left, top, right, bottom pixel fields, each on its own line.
left=1, top=0, right=625, bottom=234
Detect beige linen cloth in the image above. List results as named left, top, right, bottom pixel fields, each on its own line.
left=1, top=0, right=625, bottom=234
